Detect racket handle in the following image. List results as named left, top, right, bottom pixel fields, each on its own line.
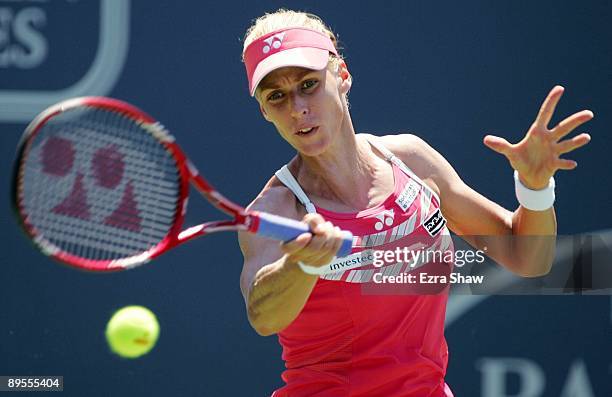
left=254, top=212, right=353, bottom=257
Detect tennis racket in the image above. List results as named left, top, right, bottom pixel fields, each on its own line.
left=12, top=97, right=353, bottom=271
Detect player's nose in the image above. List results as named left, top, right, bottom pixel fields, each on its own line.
left=289, top=94, right=309, bottom=118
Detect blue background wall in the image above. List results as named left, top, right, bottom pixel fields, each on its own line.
left=1, top=1, right=610, bottom=395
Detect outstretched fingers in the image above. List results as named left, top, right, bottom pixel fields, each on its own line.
left=534, top=85, right=565, bottom=128
left=483, top=135, right=514, bottom=156
left=555, top=158, right=578, bottom=170
left=552, top=110, right=594, bottom=141
left=556, top=133, right=591, bottom=154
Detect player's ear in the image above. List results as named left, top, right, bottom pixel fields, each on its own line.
left=337, top=60, right=352, bottom=94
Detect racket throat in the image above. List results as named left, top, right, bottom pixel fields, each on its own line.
left=176, top=220, right=247, bottom=243
left=177, top=225, right=207, bottom=242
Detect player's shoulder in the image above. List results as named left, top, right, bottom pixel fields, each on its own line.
left=362, top=132, right=436, bottom=161
left=362, top=132, right=450, bottom=191
left=245, top=175, right=300, bottom=221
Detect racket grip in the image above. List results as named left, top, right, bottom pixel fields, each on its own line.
left=254, top=212, right=353, bottom=257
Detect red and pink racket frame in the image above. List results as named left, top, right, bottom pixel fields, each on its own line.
left=13, top=97, right=352, bottom=272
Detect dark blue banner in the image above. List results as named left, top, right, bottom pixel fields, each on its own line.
left=1, top=1, right=610, bottom=396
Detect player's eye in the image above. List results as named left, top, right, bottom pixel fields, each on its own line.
left=267, top=91, right=284, bottom=102
left=301, top=79, right=318, bottom=91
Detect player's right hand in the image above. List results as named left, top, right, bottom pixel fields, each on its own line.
left=281, top=213, right=344, bottom=268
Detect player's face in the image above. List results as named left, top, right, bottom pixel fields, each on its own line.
left=257, top=66, right=345, bottom=157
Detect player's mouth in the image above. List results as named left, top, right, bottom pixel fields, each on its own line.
left=296, top=126, right=318, bottom=136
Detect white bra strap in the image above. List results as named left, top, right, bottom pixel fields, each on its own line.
left=366, top=137, right=442, bottom=205
left=366, top=137, right=396, bottom=162
left=274, top=165, right=317, bottom=214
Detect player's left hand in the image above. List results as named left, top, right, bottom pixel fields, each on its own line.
left=483, top=85, right=593, bottom=189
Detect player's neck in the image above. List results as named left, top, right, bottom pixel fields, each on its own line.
left=296, top=131, right=387, bottom=210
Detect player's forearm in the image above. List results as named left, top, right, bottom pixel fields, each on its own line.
left=246, top=256, right=318, bottom=336
left=509, top=206, right=557, bottom=277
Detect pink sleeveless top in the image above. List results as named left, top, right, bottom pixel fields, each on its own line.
left=272, top=139, right=454, bottom=397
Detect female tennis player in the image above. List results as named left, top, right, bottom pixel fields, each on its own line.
left=238, top=9, right=592, bottom=397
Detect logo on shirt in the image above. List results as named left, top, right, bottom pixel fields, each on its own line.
left=374, top=209, right=394, bottom=231
left=422, top=208, right=446, bottom=236
left=262, top=32, right=286, bottom=54
left=395, top=179, right=421, bottom=212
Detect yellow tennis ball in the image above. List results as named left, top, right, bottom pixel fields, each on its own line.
left=105, top=305, right=160, bottom=359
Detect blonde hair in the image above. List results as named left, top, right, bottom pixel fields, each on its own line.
left=242, top=9, right=345, bottom=75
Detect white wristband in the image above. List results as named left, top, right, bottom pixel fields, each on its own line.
left=514, top=170, right=555, bottom=211
left=297, top=261, right=324, bottom=276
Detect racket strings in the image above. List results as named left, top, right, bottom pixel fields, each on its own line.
left=34, top=113, right=177, bottom=225
left=20, top=107, right=181, bottom=262
left=29, top=115, right=174, bottom=260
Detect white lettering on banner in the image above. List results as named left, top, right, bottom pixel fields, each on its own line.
left=395, top=178, right=420, bottom=212
left=0, top=6, right=47, bottom=69
left=560, top=360, right=595, bottom=397
left=476, top=357, right=545, bottom=397
left=0, top=0, right=130, bottom=123
left=476, top=357, right=600, bottom=397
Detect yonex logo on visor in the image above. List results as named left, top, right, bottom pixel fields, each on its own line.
left=262, top=33, right=286, bottom=54
left=243, top=27, right=338, bottom=96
